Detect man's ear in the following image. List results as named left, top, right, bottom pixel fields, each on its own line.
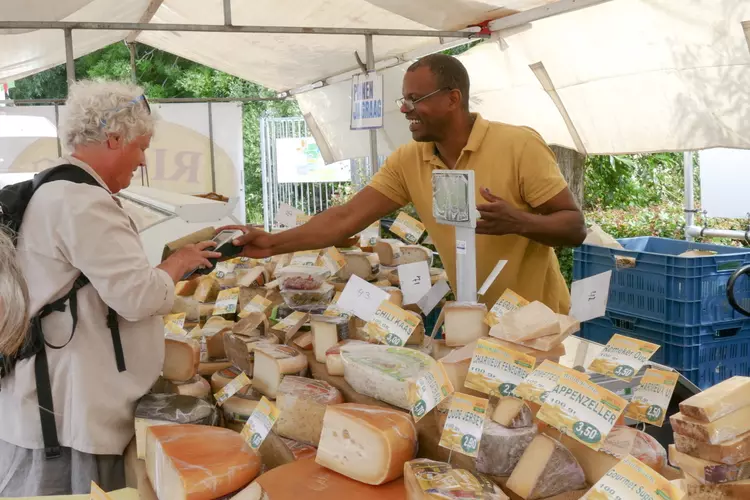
left=106, top=134, right=122, bottom=150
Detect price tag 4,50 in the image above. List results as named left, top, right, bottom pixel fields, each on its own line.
left=241, top=397, right=280, bottom=451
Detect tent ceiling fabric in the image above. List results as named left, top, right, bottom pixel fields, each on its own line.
left=298, top=0, right=750, bottom=157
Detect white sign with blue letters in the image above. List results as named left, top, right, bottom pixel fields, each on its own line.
left=350, top=71, right=384, bottom=130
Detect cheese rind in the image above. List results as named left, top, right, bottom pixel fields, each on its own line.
left=175, top=279, right=200, bottom=297
left=374, top=239, right=404, bottom=266
left=491, top=397, right=533, bottom=428
left=210, top=366, right=242, bottom=392
left=316, top=403, right=418, bottom=485
left=405, top=459, right=509, bottom=499
left=476, top=421, right=538, bottom=477
left=325, top=339, right=368, bottom=376
left=252, top=345, right=308, bottom=398
left=671, top=410, right=750, bottom=445
left=679, top=376, right=750, bottom=423
left=311, top=315, right=350, bottom=363
left=223, top=387, right=262, bottom=432
left=393, top=245, right=433, bottom=266
left=339, top=252, right=380, bottom=281
left=669, top=445, right=750, bottom=484
left=674, top=431, right=750, bottom=465
left=443, top=302, right=489, bottom=347
left=602, top=425, right=667, bottom=474
left=682, top=473, right=750, bottom=498
left=275, top=376, right=344, bottom=446
left=506, top=434, right=586, bottom=500
left=145, top=424, right=261, bottom=500
left=163, top=335, right=200, bottom=382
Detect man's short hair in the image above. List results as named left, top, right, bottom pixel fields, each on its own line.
left=407, top=54, right=470, bottom=111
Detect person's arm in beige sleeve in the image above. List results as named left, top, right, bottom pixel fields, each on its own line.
left=56, top=185, right=219, bottom=321
left=226, top=154, right=409, bottom=258
left=476, top=132, right=586, bottom=247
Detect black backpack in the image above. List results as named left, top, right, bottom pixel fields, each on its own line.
left=0, top=164, right=125, bottom=459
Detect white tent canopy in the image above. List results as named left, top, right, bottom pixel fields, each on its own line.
left=1, top=0, right=749, bottom=157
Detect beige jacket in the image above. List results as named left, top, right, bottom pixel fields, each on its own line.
left=0, top=157, right=174, bottom=455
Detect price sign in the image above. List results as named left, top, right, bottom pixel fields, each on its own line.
left=587, top=334, right=660, bottom=382
left=365, top=301, right=420, bottom=346
left=570, top=271, right=612, bottom=322
left=439, top=392, right=488, bottom=457
left=212, top=287, right=240, bottom=316
left=485, top=289, right=529, bottom=327
left=465, top=339, right=535, bottom=396
left=214, top=371, right=251, bottom=406
left=275, top=203, right=305, bottom=228
left=513, top=360, right=588, bottom=406
left=624, top=369, right=679, bottom=427
left=582, top=455, right=684, bottom=500
left=241, top=396, right=280, bottom=450
left=409, top=362, right=454, bottom=422
left=398, top=260, right=431, bottom=305
left=360, top=221, right=380, bottom=247
left=336, top=275, right=390, bottom=321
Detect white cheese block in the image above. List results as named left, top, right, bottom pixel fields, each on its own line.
left=163, top=335, right=200, bottom=382
left=339, top=252, right=380, bottom=281
left=506, top=314, right=579, bottom=352
left=393, top=245, right=433, bottom=266
left=490, top=301, right=561, bottom=343
left=668, top=444, right=750, bottom=484
left=671, top=410, right=750, bottom=445
left=145, top=424, right=261, bottom=500
left=506, top=434, right=586, bottom=500
left=134, top=394, right=217, bottom=460
left=193, top=276, right=220, bottom=303
left=316, top=403, right=418, bottom=485
left=340, top=344, right=436, bottom=409
left=491, top=396, right=534, bottom=428
left=374, top=239, right=404, bottom=266
left=210, top=366, right=242, bottom=392
left=674, top=431, right=750, bottom=466
left=483, top=337, right=566, bottom=362
left=252, top=345, right=308, bottom=399
left=679, top=376, right=750, bottom=423
left=476, top=421, right=538, bottom=477
left=443, top=302, right=489, bottom=347
left=311, top=315, right=350, bottom=363
left=405, top=459, right=509, bottom=499
left=223, top=387, right=263, bottom=432
left=275, top=376, right=344, bottom=446
left=325, top=339, right=368, bottom=376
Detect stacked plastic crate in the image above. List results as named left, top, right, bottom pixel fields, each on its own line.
left=573, top=237, right=750, bottom=389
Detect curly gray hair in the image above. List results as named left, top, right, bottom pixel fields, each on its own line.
left=0, top=230, right=29, bottom=356
left=60, top=80, right=155, bottom=152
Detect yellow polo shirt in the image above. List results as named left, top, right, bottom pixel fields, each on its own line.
left=368, top=114, right=571, bottom=313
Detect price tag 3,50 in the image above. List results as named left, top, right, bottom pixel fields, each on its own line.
left=587, top=334, right=660, bottom=382
left=241, top=397, right=280, bottom=451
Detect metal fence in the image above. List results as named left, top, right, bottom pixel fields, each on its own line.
left=260, top=116, right=380, bottom=230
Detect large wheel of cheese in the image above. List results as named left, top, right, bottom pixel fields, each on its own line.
left=233, top=459, right=406, bottom=500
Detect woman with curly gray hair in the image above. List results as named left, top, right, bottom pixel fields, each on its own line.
left=0, top=80, right=220, bottom=495
left=0, top=230, right=29, bottom=358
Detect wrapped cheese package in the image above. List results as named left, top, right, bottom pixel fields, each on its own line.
left=275, top=376, right=344, bottom=446
left=277, top=265, right=331, bottom=291
left=405, top=459, right=509, bottom=499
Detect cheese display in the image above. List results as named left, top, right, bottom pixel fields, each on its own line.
left=681, top=473, right=750, bottom=498
left=339, top=252, right=380, bottom=281
left=443, top=302, right=489, bottom=347
left=671, top=409, right=750, bottom=444
left=476, top=421, right=538, bottom=477
left=316, top=403, right=418, bottom=485
left=210, top=366, right=242, bottom=392
left=145, top=424, right=261, bottom=500
left=252, top=344, right=308, bottom=398
left=515, top=314, right=580, bottom=352
left=374, top=239, right=405, bottom=266
left=325, top=339, right=368, bottom=376
left=233, top=458, right=407, bottom=500
left=491, top=397, right=534, bottom=428
left=193, top=275, right=220, bottom=303
left=134, top=394, right=218, bottom=460
left=489, top=301, right=560, bottom=343
left=340, top=344, right=436, bottom=409
left=275, top=376, right=344, bottom=446
left=506, top=434, right=586, bottom=499
left=482, top=337, right=566, bottom=363
left=404, top=459, right=509, bottom=499
left=679, top=376, right=750, bottom=422
left=223, top=386, right=263, bottom=432
left=312, top=314, right=351, bottom=363
left=163, top=335, right=200, bottom=382
left=277, top=265, right=331, bottom=290
left=281, top=282, right=335, bottom=310
left=396, top=245, right=433, bottom=266
left=669, top=444, right=750, bottom=484
left=175, top=279, right=200, bottom=296
left=674, top=431, right=750, bottom=465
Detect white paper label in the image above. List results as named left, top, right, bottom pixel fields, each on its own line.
left=456, top=240, right=467, bottom=255
left=398, top=261, right=432, bottom=305
left=417, top=279, right=451, bottom=315
left=275, top=203, right=305, bottom=228
left=570, top=271, right=612, bottom=322
left=336, top=275, right=390, bottom=321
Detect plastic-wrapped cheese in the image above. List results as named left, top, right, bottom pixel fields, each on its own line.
left=674, top=430, right=750, bottom=465
left=443, top=302, right=489, bottom=347
left=325, top=339, right=368, bottom=376
left=223, top=386, right=263, bottom=433
left=252, top=344, right=308, bottom=398
left=134, top=393, right=218, bottom=460
left=145, top=424, right=261, bottom=500
left=340, top=344, right=436, bottom=409
left=475, top=421, right=538, bottom=477
left=277, top=265, right=331, bottom=291
left=602, top=425, right=667, bottom=473
left=163, top=335, right=200, bottom=382
left=506, top=434, right=586, bottom=500
left=405, top=459, right=509, bottom=499
left=233, top=458, right=407, bottom=500
left=316, top=403, right=418, bottom=485
left=671, top=410, right=750, bottom=445
left=275, top=376, right=344, bottom=446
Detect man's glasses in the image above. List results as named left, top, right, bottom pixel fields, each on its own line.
left=396, top=87, right=452, bottom=112
left=100, top=94, right=151, bottom=128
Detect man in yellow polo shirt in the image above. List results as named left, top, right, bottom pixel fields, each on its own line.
left=228, top=54, right=586, bottom=312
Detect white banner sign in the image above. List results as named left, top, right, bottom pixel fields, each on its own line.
left=275, top=137, right=351, bottom=183
left=350, top=72, right=384, bottom=130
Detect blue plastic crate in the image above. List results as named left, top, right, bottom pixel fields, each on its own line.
left=580, top=311, right=750, bottom=389
left=574, top=237, right=750, bottom=325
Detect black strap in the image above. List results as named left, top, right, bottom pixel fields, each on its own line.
left=108, top=307, right=126, bottom=373
left=33, top=324, right=61, bottom=460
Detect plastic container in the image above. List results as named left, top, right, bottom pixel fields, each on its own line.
left=277, top=265, right=331, bottom=291
left=280, top=282, right=335, bottom=311
left=573, top=237, right=750, bottom=325
left=580, top=310, right=750, bottom=389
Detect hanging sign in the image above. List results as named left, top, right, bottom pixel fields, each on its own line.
left=350, top=71, right=384, bottom=130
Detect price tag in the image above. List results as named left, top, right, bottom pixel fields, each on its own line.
left=241, top=396, right=280, bottom=451
left=398, top=260, right=431, bottom=305
left=582, top=455, right=685, bottom=500
left=587, top=334, right=660, bottom=382
left=465, top=339, right=536, bottom=396
left=624, top=368, right=679, bottom=427
left=272, top=311, right=309, bottom=340
left=164, top=321, right=188, bottom=336
left=390, top=212, right=425, bottom=244
left=538, top=371, right=627, bottom=451
left=214, top=371, right=251, bottom=406
left=239, top=295, right=272, bottom=318
left=214, top=260, right=237, bottom=275
left=163, top=313, right=186, bottom=333
left=90, top=481, right=113, bottom=500
left=290, top=250, right=321, bottom=267
left=513, top=360, right=589, bottom=406
left=320, top=247, right=346, bottom=275
left=417, top=279, right=451, bottom=316
left=439, top=392, right=488, bottom=457
left=360, top=221, right=380, bottom=247
left=409, top=362, right=454, bottom=422
left=336, top=275, right=390, bottom=321
left=275, top=203, right=305, bottom=228
left=365, top=301, right=420, bottom=346
left=212, top=287, right=240, bottom=316
left=485, top=289, right=529, bottom=327
left=570, top=271, right=612, bottom=322
left=477, top=260, right=507, bottom=297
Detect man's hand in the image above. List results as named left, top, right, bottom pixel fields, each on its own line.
left=476, top=187, right=526, bottom=236
left=158, top=241, right=221, bottom=283
left=216, top=225, right=274, bottom=259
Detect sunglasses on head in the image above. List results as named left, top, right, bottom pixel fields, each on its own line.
left=99, top=94, right=151, bottom=128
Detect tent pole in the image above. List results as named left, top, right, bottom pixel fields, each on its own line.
left=128, top=42, right=137, bottom=83
left=365, top=34, right=379, bottom=176
left=64, top=29, right=75, bottom=87
left=223, top=0, right=232, bottom=26
left=208, top=102, right=217, bottom=193
left=684, top=151, right=695, bottom=242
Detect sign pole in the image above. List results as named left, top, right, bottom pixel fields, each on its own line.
left=455, top=226, right=477, bottom=302
left=365, top=34, right=379, bottom=175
